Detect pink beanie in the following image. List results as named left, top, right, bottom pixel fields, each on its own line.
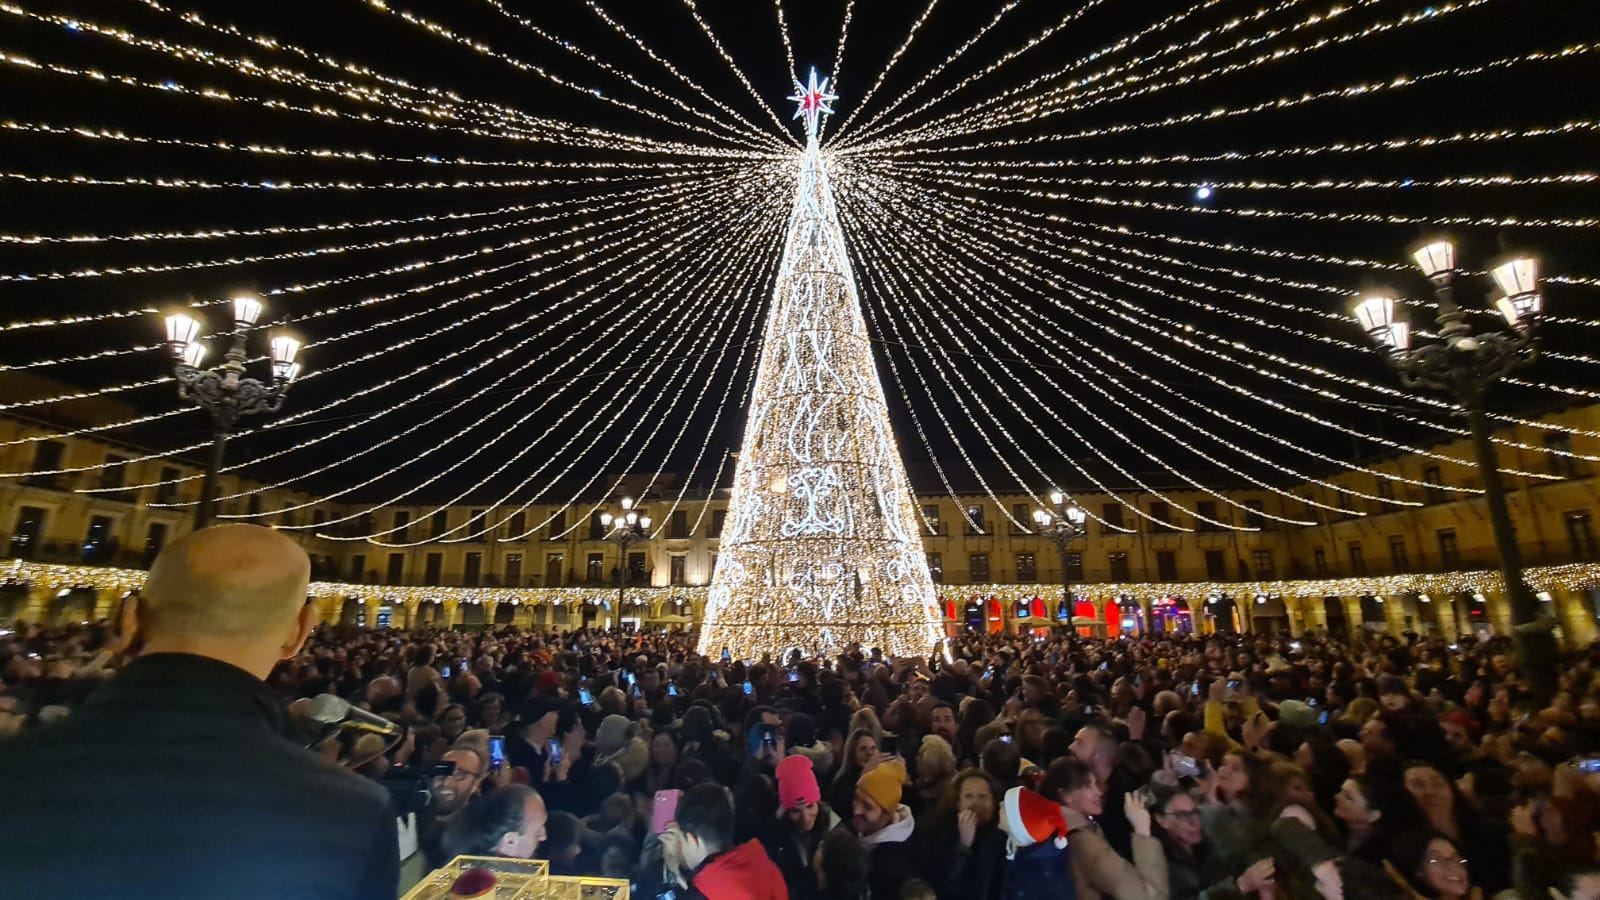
left=776, top=754, right=821, bottom=810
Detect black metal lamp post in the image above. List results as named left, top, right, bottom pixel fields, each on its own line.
left=601, top=496, right=652, bottom=617
left=1032, top=491, right=1088, bottom=616
left=163, top=295, right=302, bottom=531
left=1351, top=237, right=1555, bottom=699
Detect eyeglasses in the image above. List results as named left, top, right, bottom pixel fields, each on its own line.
left=1426, top=856, right=1468, bottom=867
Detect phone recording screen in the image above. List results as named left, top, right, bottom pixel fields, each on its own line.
left=488, top=737, right=506, bottom=769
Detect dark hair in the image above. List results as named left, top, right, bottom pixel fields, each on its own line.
left=444, top=784, right=537, bottom=858
left=545, top=810, right=582, bottom=850
left=979, top=737, right=1021, bottom=790
left=818, top=828, right=870, bottom=898
left=1040, top=755, right=1094, bottom=803
left=676, top=783, right=735, bottom=855
left=743, top=705, right=779, bottom=735
left=1388, top=829, right=1462, bottom=897
left=1039, top=726, right=1073, bottom=767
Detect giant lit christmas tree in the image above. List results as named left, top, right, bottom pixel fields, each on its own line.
left=698, top=71, right=943, bottom=660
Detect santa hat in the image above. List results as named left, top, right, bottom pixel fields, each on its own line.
left=1001, top=786, right=1068, bottom=859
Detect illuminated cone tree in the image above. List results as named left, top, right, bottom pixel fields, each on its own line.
left=698, top=71, right=943, bottom=660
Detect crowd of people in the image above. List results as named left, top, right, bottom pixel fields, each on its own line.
left=6, top=605, right=1600, bottom=900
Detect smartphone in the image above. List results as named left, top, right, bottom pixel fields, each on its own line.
left=721, top=647, right=732, bottom=662
left=1098, top=661, right=1109, bottom=671
left=668, top=683, right=678, bottom=697
left=1190, top=682, right=1201, bottom=697
left=1576, top=759, right=1600, bottom=773
left=743, top=681, right=753, bottom=696
left=1132, top=674, right=1143, bottom=688
left=1226, top=679, right=1242, bottom=692
left=547, top=738, right=563, bottom=766
left=1289, top=641, right=1303, bottom=651
left=651, top=789, right=683, bottom=834
left=788, top=669, right=800, bottom=684
left=1306, top=697, right=1319, bottom=708
left=879, top=733, right=899, bottom=756
left=440, top=665, right=452, bottom=679
left=623, top=670, right=635, bottom=688
left=488, top=736, right=506, bottom=771
left=1169, top=753, right=1200, bottom=778
left=999, top=734, right=1012, bottom=744
left=1318, top=710, right=1331, bottom=725
left=579, top=688, right=594, bottom=705
left=756, top=723, right=779, bottom=748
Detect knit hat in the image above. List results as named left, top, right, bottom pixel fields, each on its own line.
left=1001, top=787, right=1068, bottom=857
left=855, top=760, right=906, bottom=815
left=536, top=670, right=563, bottom=695
left=777, top=754, right=821, bottom=810
left=1277, top=699, right=1319, bottom=731
left=595, top=714, right=636, bottom=758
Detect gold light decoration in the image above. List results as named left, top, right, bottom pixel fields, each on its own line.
left=696, top=77, right=943, bottom=660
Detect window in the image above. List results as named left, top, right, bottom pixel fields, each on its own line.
left=1204, top=549, right=1226, bottom=581
left=1012, top=504, right=1031, bottom=533
left=547, top=511, right=565, bottom=539
left=628, top=552, right=646, bottom=580
left=505, top=553, right=523, bottom=584
left=927, top=553, right=943, bottom=582
left=1196, top=500, right=1218, bottom=531
left=1252, top=549, right=1274, bottom=579
left=922, top=504, right=943, bottom=534
left=1149, top=501, right=1174, bottom=532
left=156, top=467, right=181, bottom=503
left=386, top=553, right=405, bottom=585
left=1312, top=547, right=1328, bottom=578
left=1064, top=552, right=1084, bottom=582
left=9, top=507, right=45, bottom=559
left=142, top=522, right=167, bottom=568
left=670, top=554, right=687, bottom=585
left=348, top=554, right=365, bottom=583
left=1156, top=550, right=1178, bottom=581
left=589, top=513, right=605, bottom=540
left=424, top=553, right=443, bottom=586
left=26, top=441, right=64, bottom=488
left=710, top=510, right=726, bottom=538
left=247, top=495, right=262, bottom=517
left=670, top=510, right=689, bottom=539
left=968, top=553, right=990, bottom=582
left=99, top=456, right=126, bottom=491
left=1436, top=529, right=1461, bottom=569
left=1389, top=536, right=1409, bottom=571
left=545, top=553, right=564, bottom=586
left=1347, top=542, right=1366, bottom=576
left=393, top=511, right=411, bottom=542
left=508, top=511, right=527, bottom=538
left=463, top=552, right=482, bottom=586
left=82, top=516, right=114, bottom=565
left=587, top=553, right=605, bottom=583
left=468, top=510, right=485, bottom=533
left=1243, top=500, right=1265, bottom=529
left=1101, top=503, right=1125, bottom=534
left=1015, top=553, right=1037, bottom=582
left=966, top=505, right=986, bottom=535
left=1108, top=552, right=1131, bottom=582
left=430, top=511, right=448, bottom=539
left=1547, top=432, right=1578, bottom=478
left=1377, top=477, right=1395, bottom=501
left=1567, top=512, right=1597, bottom=561
left=1423, top=466, right=1445, bottom=504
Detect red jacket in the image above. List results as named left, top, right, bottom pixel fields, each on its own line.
left=691, top=839, right=790, bottom=900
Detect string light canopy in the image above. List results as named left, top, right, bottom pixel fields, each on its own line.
left=0, top=1, right=1592, bottom=651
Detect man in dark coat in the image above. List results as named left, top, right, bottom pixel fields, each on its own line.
left=0, top=524, right=398, bottom=900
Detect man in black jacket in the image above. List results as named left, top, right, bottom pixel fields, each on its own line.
left=0, top=524, right=398, bottom=900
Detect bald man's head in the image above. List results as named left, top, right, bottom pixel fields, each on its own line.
left=142, top=524, right=310, bottom=642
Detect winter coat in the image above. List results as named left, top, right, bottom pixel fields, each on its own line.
left=688, top=838, right=791, bottom=900
left=1000, top=835, right=1074, bottom=900
left=858, top=805, right=920, bottom=900
left=1062, top=809, right=1169, bottom=900
left=761, top=807, right=843, bottom=900
left=916, top=816, right=1007, bottom=900
left=1157, top=833, right=1241, bottom=900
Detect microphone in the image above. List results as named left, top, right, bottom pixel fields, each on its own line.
left=309, top=694, right=401, bottom=736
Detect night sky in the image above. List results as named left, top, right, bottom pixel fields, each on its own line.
left=1, top=0, right=1596, bottom=509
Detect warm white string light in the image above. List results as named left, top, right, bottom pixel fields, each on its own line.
left=822, top=0, right=943, bottom=142
left=678, top=0, right=798, bottom=144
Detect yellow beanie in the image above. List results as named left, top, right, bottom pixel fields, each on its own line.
left=856, top=760, right=906, bottom=814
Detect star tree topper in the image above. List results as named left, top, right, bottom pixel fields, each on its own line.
left=788, top=67, right=837, bottom=141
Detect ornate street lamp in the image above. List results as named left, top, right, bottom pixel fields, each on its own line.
left=600, top=496, right=652, bottom=616
left=1032, top=490, right=1088, bottom=617
left=1351, top=237, right=1554, bottom=699
left=162, top=295, right=302, bottom=530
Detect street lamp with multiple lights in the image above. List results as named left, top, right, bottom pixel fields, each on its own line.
left=600, top=496, right=652, bottom=616
left=1033, top=491, right=1088, bottom=616
left=1351, top=237, right=1555, bottom=699
left=162, top=295, right=303, bottom=531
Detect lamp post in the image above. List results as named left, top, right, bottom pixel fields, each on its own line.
left=162, top=295, right=302, bottom=531
left=1032, top=491, right=1088, bottom=618
left=1351, top=237, right=1555, bottom=700
left=600, top=496, right=651, bottom=619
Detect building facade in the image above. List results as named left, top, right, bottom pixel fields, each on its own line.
left=4, top=400, right=1598, bottom=646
